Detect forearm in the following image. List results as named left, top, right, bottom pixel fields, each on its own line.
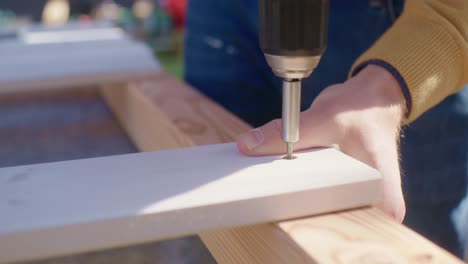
left=351, top=0, right=468, bottom=122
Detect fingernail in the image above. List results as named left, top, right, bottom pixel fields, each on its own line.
left=239, top=129, right=263, bottom=150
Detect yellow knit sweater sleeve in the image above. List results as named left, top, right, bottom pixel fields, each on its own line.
left=350, top=0, right=468, bottom=122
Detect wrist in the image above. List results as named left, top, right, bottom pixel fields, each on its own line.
left=348, top=64, right=407, bottom=123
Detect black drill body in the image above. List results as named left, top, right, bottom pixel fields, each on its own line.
left=259, top=0, right=329, bottom=58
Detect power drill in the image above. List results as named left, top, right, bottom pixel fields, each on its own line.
left=259, top=0, right=329, bottom=159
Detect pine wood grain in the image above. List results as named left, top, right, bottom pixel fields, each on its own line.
left=100, top=73, right=464, bottom=263
left=100, top=82, right=193, bottom=151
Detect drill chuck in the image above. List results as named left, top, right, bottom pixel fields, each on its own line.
left=259, top=0, right=329, bottom=79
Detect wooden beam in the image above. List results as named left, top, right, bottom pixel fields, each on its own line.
left=100, top=82, right=193, bottom=151
left=0, top=143, right=379, bottom=263
left=100, top=73, right=464, bottom=263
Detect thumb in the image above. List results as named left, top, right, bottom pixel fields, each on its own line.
left=236, top=119, right=284, bottom=156
left=236, top=109, right=336, bottom=156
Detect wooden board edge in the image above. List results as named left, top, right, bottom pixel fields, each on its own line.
left=0, top=70, right=159, bottom=95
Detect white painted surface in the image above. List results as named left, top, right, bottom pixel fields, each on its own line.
left=0, top=143, right=381, bottom=263
left=0, top=32, right=160, bottom=92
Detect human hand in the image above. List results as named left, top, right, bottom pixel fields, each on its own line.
left=236, top=65, right=407, bottom=222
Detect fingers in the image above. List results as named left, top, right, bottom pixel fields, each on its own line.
left=376, top=150, right=406, bottom=223
left=377, top=188, right=406, bottom=223
left=344, top=132, right=406, bottom=223
left=236, top=109, right=336, bottom=156
left=341, top=137, right=406, bottom=223
left=236, top=119, right=285, bottom=156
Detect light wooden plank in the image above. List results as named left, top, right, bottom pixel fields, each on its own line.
left=101, top=73, right=464, bottom=263
left=0, top=70, right=159, bottom=94
left=0, top=143, right=380, bottom=263
left=0, top=38, right=161, bottom=93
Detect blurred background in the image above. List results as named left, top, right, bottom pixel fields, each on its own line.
left=0, top=0, right=185, bottom=78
